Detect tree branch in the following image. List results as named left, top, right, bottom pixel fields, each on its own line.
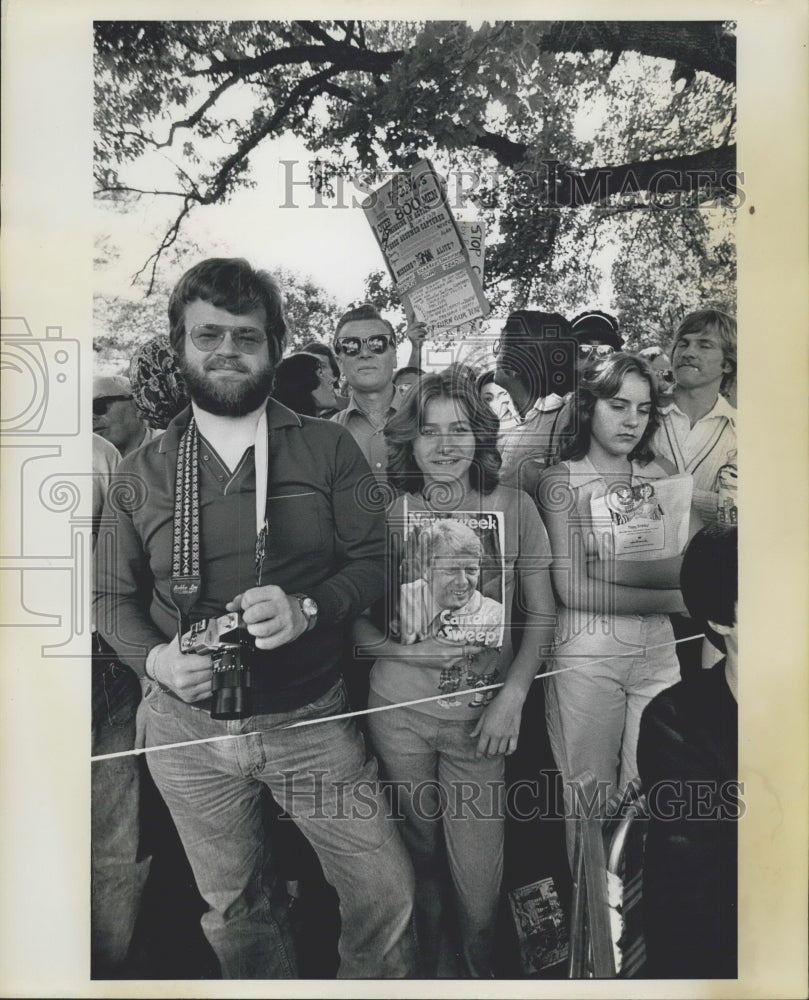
left=135, top=65, right=350, bottom=288
left=95, top=184, right=189, bottom=198
left=540, top=21, right=736, bottom=83
left=297, top=21, right=343, bottom=47
left=548, top=145, right=737, bottom=207
left=196, top=41, right=402, bottom=80
left=157, top=75, right=242, bottom=148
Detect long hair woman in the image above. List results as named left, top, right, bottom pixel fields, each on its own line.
left=354, top=370, right=556, bottom=977
left=536, top=353, right=696, bottom=858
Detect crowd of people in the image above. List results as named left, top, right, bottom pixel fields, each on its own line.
left=92, top=257, right=739, bottom=980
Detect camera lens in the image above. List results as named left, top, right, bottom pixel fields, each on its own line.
left=210, top=646, right=252, bottom=720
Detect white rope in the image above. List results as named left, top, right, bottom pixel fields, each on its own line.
left=90, top=634, right=704, bottom=761
left=90, top=732, right=261, bottom=762
left=284, top=636, right=702, bottom=729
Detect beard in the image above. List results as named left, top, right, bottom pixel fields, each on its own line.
left=180, top=356, right=275, bottom=417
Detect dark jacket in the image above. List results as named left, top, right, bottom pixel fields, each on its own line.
left=94, top=399, right=386, bottom=713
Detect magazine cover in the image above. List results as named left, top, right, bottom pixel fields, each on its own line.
left=590, top=473, right=694, bottom=561
left=508, top=877, right=569, bottom=974
left=393, top=502, right=506, bottom=708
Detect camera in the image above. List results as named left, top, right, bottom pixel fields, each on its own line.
left=0, top=318, right=80, bottom=436
left=181, top=612, right=254, bottom=720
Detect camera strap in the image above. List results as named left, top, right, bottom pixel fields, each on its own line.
left=170, top=409, right=271, bottom=640
left=170, top=416, right=201, bottom=640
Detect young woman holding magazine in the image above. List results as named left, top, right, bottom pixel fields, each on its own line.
left=354, top=370, right=556, bottom=977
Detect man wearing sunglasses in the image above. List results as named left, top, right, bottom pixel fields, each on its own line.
left=330, top=303, right=404, bottom=479
left=570, top=309, right=624, bottom=369
left=95, top=258, right=415, bottom=979
left=92, top=375, right=158, bottom=457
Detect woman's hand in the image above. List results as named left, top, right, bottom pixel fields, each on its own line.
left=470, top=683, right=526, bottom=760
left=400, top=636, right=470, bottom=669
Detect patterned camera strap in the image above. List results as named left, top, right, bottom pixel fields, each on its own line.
left=170, top=412, right=270, bottom=640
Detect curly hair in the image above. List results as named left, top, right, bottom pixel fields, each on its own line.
left=559, top=352, right=662, bottom=465
left=385, top=370, right=501, bottom=496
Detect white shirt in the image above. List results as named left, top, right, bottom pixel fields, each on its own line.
left=652, top=394, right=736, bottom=526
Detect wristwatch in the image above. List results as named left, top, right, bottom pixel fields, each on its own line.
left=294, top=594, right=318, bottom=632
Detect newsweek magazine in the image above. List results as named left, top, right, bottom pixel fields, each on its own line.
left=394, top=502, right=506, bottom=709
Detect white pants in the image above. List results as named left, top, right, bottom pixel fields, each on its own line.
left=545, top=610, right=680, bottom=862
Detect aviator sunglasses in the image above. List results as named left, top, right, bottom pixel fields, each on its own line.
left=188, top=324, right=267, bottom=354
left=577, top=343, right=615, bottom=359
left=334, top=334, right=395, bottom=357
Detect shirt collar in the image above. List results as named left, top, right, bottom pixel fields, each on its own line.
left=158, top=398, right=301, bottom=454
left=564, top=453, right=666, bottom=487
left=522, top=393, right=566, bottom=422
left=345, top=385, right=401, bottom=418
left=658, top=392, right=736, bottom=426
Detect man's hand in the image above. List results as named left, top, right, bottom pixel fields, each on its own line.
left=227, top=585, right=307, bottom=650
left=405, top=320, right=429, bottom=346
left=469, top=684, right=525, bottom=760
left=151, top=635, right=213, bottom=703
left=403, top=320, right=428, bottom=369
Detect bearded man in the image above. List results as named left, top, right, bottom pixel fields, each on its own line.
left=94, top=258, right=415, bottom=979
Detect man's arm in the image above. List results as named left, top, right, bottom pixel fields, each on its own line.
left=93, top=464, right=214, bottom=701
left=228, top=426, right=387, bottom=649
left=93, top=474, right=169, bottom=676
left=403, top=321, right=428, bottom=370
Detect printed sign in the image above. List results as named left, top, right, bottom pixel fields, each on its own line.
left=363, top=159, right=490, bottom=331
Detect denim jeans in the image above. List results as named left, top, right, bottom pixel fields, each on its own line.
left=91, top=657, right=151, bottom=977
left=141, top=678, right=415, bottom=979
left=367, top=694, right=504, bottom=978
left=545, top=610, right=680, bottom=862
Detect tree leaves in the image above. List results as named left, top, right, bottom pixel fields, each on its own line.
left=94, top=19, right=736, bottom=323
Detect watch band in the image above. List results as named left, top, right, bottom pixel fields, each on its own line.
left=294, top=594, right=318, bottom=631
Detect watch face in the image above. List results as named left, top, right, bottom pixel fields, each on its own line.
left=301, top=597, right=318, bottom=618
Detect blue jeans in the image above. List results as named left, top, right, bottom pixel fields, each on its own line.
left=91, top=657, right=151, bottom=977
left=367, top=693, right=504, bottom=977
left=141, top=678, right=415, bottom=979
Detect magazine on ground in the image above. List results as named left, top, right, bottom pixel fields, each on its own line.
left=508, top=876, right=569, bottom=974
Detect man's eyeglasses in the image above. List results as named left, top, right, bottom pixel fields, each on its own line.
left=93, top=395, right=132, bottom=416
left=334, top=334, right=394, bottom=357
left=188, top=324, right=267, bottom=354
left=578, top=343, right=615, bottom=359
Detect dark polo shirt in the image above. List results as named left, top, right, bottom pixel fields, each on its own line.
left=94, top=399, right=386, bottom=713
